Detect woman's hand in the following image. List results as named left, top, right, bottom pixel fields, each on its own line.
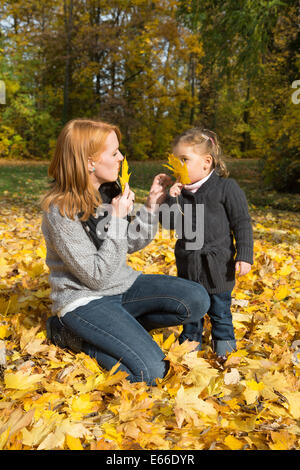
left=145, top=173, right=173, bottom=213
left=111, top=183, right=135, bottom=218
left=235, top=261, right=252, bottom=276
left=169, top=180, right=184, bottom=197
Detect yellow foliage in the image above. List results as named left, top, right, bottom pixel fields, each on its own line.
left=4, top=370, right=44, bottom=391
left=224, top=435, right=244, bottom=450
left=0, top=202, right=299, bottom=450
left=65, top=434, right=83, bottom=450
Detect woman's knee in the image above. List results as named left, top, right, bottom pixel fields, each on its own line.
left=196, top=285, right=211, bottom=313
left=143, top=359, right=169, bottom=386
left=178, top=283, right=210, bottom=322
left=131, top=357, right=169, bottom=386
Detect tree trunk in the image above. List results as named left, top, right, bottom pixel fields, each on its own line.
left=189, top=53, right=196, bottom=125
left=63, top=0, right=73, bottom=124
left=241, top=84, right=250, bottom=153
left=89, top=0, right=102, bottom=110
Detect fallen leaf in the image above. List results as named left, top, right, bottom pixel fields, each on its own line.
left=224, top=368, right=241, bottom=385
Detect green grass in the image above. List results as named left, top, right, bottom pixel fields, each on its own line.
left=0, top=158, right=299, bottom=212
left=0, top=163, right=49, bottom=203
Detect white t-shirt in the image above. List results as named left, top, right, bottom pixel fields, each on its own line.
left=58, top=296, right=103, bottom=317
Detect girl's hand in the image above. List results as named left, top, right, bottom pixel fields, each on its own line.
left=235, top=261, right=252, bottom=276
left=169, top=179, right=183, bottom=197
left=145, top=173, right=173, bottom=213
left=111, top=183, right=135, bottom=218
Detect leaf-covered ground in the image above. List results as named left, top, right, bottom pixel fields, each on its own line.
left=0, top=202, right=299, bottom=450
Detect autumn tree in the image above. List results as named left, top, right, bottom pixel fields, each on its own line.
left=0, top=0, right=299, bottom=189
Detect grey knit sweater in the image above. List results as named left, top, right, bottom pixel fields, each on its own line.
left=41, top=203, right=159, bottom=314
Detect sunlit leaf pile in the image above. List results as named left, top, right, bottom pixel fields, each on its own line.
left=0, top=202, right=299, bottom=450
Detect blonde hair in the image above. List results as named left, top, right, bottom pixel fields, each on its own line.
left=173, top=127, right=229, bottom=178
left=40, top=118, right=121, bottom=221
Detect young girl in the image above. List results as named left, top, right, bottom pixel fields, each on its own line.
left=41, top=119, right=211, bottom=386
left=161, top=127, right=253, bottom=361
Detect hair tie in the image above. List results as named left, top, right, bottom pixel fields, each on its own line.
left=201, top=134, right=215, bottom=145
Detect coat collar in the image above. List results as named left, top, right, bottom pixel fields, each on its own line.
left=98, top=180, right=121, bottom=203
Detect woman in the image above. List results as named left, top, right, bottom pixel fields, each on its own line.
left=41, top=118, right=210, bottom=386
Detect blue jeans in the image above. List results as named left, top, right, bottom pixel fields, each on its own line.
left=60, top=274, right=210, bottom=386
left=179, top=291, right=236, bottom=356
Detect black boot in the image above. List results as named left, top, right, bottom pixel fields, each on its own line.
left=46, top=316, right=82, bottom=353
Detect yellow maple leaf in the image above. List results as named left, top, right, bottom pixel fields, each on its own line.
left=65, top=434, right=83, bottom=450
left=73, top=374, right=105, bottom=394
left=163, top=153, right=191, bottom=184
left=152, top=332, right=164, bottom=348
left=174, top=385, right=217, bottom=428
left=182, top=356, right=219, bottom=390
left=278, top=264, right=292, bottom=276
left=0, top=428, right=10, bottom=450
left=101, top=422, right=123, bottom=445
left=37, top=429, right=65, bottom=450
left=284, top=392, right=300, bottom=419
left=165, top=339, right=200, bottom=364
left=0, top=258, right=10, bottom=278
left=71, top=393, right=97, bottom=416
left=36, top=245, right=46, bottom=259
left=269, top=431, right=296, bottom=450
left=227, top=349, right=248, bottom=359
left=24, top=337, right=48, bottom=355
left=0, top=324, right=10, bottom=339
left=162, top=332, right=176, bottom=350
left=224, top=435, right=244, bottom=450
left=163, top=250, right=175, bottom=264
left=225, top=398, right=240, bottom=411
left=274, top=285, right=291, bottom=301
left=4, top=370, right=44, bottom=391
left=81, top=354, right=102, bottom=374
left=243, top=379, right=265, bottom=404
left=230, top=415, right=257, bottom=433
left=26, top=261, right=44, bottom=278
left=119, top=156, right=131, bottom=193
left=246, top=379, right=265, bottom=392
left=257, top=319, right=282, bottom=338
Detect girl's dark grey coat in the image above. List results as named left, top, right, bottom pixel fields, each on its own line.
left=159, top=171, right=254, bottom=294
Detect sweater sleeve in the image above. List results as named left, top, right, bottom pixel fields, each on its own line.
left=43, top=206, right=130, bottom=290
left=223, top=178, right=254, bottom=264
left=126, top=204, right=159, bottom=253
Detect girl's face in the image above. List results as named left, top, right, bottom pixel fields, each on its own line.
left=173, top=142, right=213, bottom=184
left=89, top=131, right=124, bottom=188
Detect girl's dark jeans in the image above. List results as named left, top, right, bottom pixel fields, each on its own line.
left=180, top=290, right=236, bottom=356
left=59, top=274, right=210, bottom=386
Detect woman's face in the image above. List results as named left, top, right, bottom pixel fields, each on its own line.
left=173, top=142, right=213, bottom=184
left=89, top=131, right=124, bottom=188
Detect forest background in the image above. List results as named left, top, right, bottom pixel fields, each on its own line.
left=0, top=0, right=299, bottom=192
